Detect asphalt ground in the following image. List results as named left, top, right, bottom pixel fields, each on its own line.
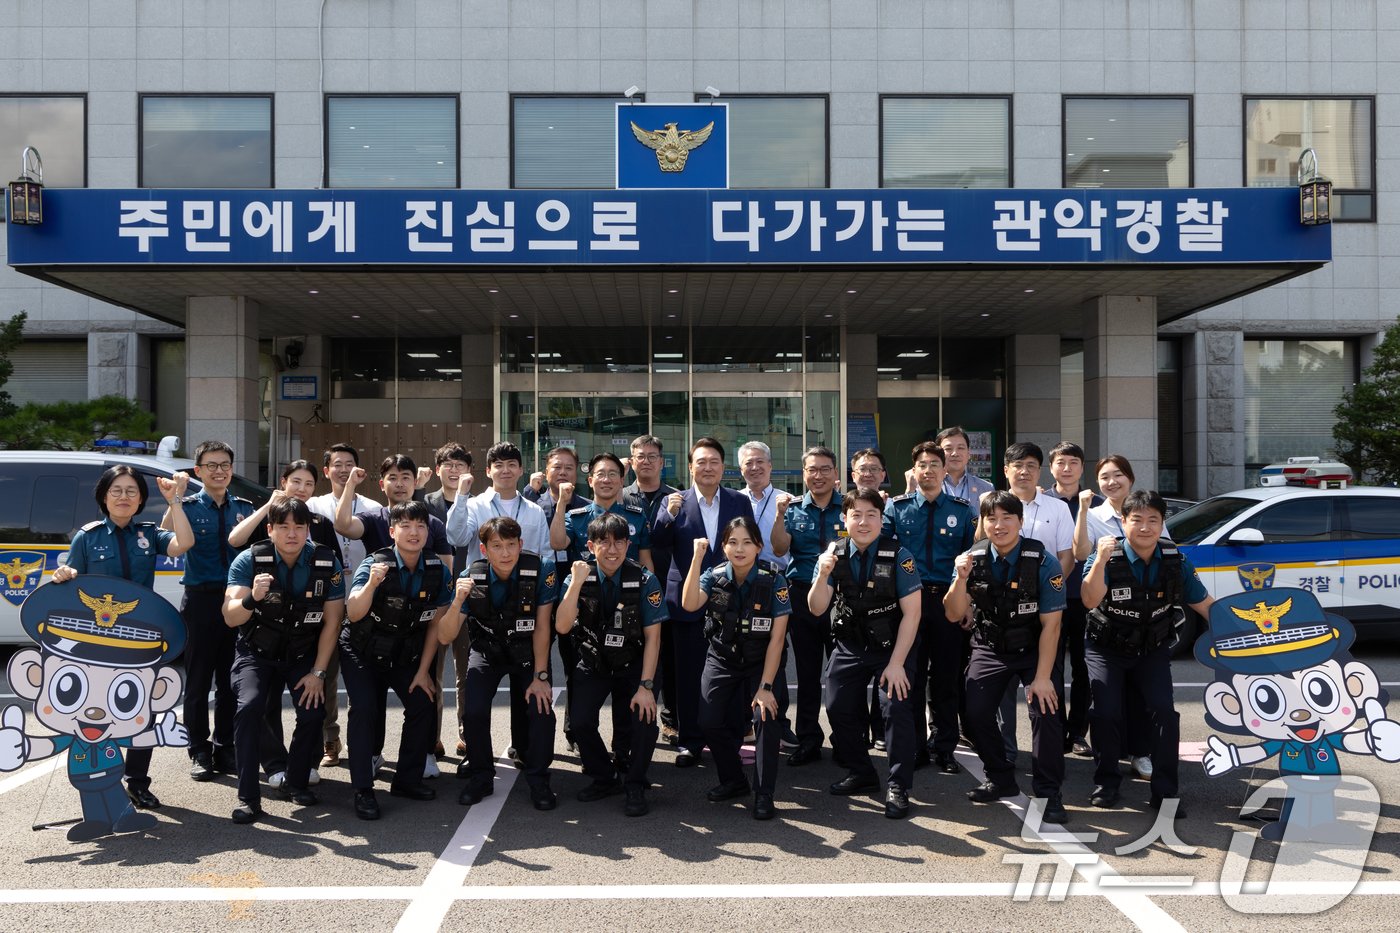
left=0, top=643, right=1398, bottom=932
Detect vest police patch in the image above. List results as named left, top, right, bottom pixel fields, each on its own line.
left=1111, top=586, right=1132, bottom=601
left=545, top=571, right=556, bottom=588
left=900, top=557, right=916, bottom=574
left=775, top=586, right=790, bottom=606
left=647, top=590, right=662, bottom=608
left=1050, top=574, right=1064, bottom=592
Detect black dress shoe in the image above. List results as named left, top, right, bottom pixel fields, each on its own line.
left=966, top=780, right=1020, bottom=803
left=389, top=783, right=436, bottom=801
left=531, top=786, right=558, bottom=811
left=459, top=783, right=493, bottom=805
left=674, top=748, right=699, bottom=768
left=231, top=801, right=263, bottom=824
left=189, top=751, right=216, bottom=782
left=577, top=779, right=625, bottom=802
left=624, top=786, right=649, bottom=817
left=786, top=745, right=821, bottom=767
left=884, top=784, right=910, bottom=819
left=354, top=789, right=381, bottom=820
left=914, top=748, right=931, bottom=769
left=456, top=760, right=471, bottom=779
left=1041, top=794, right=1069, bottom=824
left=707, top=779, right=750, bottom=802
left=1070, top=737, right=1093, bottom=757
left=753, top=793, right=776, bottom=821
left=280, top=785, right=318, bottom=806
left=125, top=786, right=161, bottom=810
left=1089, top=786, right=1121, bottom=808
left=1150, top=794, right=1186, bottom=819
left=213, top=746, right=237, bottom=774
left=829, top=773, right=880, bottom=796
left=934, top=752, right=961, bottom=774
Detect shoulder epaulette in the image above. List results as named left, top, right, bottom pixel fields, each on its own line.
left=80, top=519, right=104, bottom=532
left=568, top=505, right=591, bottom=516
left=891, top=492, right=917, bottom=503
left=945, top=494, right=969, bottom=507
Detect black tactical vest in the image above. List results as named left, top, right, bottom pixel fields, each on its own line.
left=704, top=561, right=778, bottom=667
left=243, top=541, right=335, bottom=661
left=967, top=537, right=1045, bottom=655
left=350, top=548, right=445, bottom=668
left=1085, top=538, right=1184, bottom=656
left=572, top=560, right=646, bottom=674
left=829, top=536, right=902, bottom=652
left=464, top=553, right=541, bottom=670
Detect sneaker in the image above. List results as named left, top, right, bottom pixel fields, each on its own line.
left=268, top=771, right=287, bottom=789
left=189, top=751, right=216, bottom=782
left=966, top=780, right=1020, bottom=803
left=423, top=757, right=440, bottom=780
left=307, top=768, right=321, bottom=787
left=884, top=784, right=910, bottom=819
left=320, top=739, right=341, bottom=768
left=1132, top=756, right=1154, bottom=780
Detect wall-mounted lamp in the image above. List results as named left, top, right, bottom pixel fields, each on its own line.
left=1298, top=147, right=1332, bottom=226
left=8, top=146, right=42, bottom=225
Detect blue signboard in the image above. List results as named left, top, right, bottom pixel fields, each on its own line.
left=616, top=102, right=729, bottom=190
left=280, top=374, right=318, bottom=401
left=7, top=188, right=1329, bottom=268
left=847, top=413, right=880, bottom=453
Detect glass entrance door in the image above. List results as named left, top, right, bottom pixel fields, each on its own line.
left=532, top=394, right=649, bottom=468
left=692, top=393, right=805, bottom=494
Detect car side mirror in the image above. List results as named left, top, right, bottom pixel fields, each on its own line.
left=1225, top=527, right=1265, bottom=545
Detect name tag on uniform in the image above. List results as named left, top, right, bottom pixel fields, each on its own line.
left=604, top=633, right=626, bottom=648
left=303, top=612, right=324, bottom=625
left=751, top=616, right=772, bottom=633
left=419, top=609, right=437, bottom=622
left=515, top=619, right=535, bottom=633
left=1111, top=587, right=1132, bottom=601
left=1017, top=602, right=1038, bottom=615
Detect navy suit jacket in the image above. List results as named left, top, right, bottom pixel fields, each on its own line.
left=651, top=486, right=755, bottom=622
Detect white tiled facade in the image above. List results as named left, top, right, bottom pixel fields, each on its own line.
left=1, top=0, right=1395, bottom=497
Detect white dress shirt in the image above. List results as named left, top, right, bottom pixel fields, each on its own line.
left=445, top=487, right=549, bottom=557
left=308, top=491, right=379, bottom=572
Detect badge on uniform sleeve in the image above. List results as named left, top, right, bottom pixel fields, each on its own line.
left=1050, top=574, right=1064, bottom=592
left=775, top=586, right=790, bottom=607
left=900, top=558, right=916, bottom=575
left=331, top=571, right=343, bottom=587
left=545, top=571, right=557, bottom=589
left=647, top=590, right=662, bottom=608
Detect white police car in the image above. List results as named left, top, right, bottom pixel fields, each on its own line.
left=1165, top=485, right=1400, bottom=643
left=0, top=444, right=268, bottom=644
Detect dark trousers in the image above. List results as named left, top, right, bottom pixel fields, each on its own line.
left=1085, top=639, right=1179, bottom=798
left=786, top=582, right=832, bottom=751
left=699, top=651, right=781, bottom=796
left=231, top=645, right=324, bottom=804
left=461, top=649, right=555, bottom=794
left=123, top=749, right=153, bottom=792
left=825, top=637, right=919, bottom=790
left=658, top=618, right=678, bottom=729
left=914, top=586, right=963, bottom=755
left=181, top=587, right=236, bottom=757
left=670, top=616, right=708, bottom=753
left=259, top=669, right=290, bottom=776
left=340, top=641, right=436, bottom=791
left=560, top=634, right=633, bottom=754
left=965, top=644, right=1065, bottom=797
left=1060, top=597, right=1091, bottom=741
left=570, top=661, right=658, bottom=788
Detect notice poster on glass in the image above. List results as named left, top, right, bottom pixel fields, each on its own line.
left=967, top=430, right=995, bottom=481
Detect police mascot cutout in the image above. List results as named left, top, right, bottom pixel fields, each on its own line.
left=0, top=574, right=187, bottom=840
left=1198, top=587, right=1400, bottom=841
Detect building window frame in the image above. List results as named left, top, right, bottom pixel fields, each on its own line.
left=510, top=92, right=637, bottom=190
left=1240, top=94, right=1377, bottom=223
left=690, top=92, right=831, bottom=189
left=323, top=93, right=460, bottom=189
left=878, top=93, right=1014, bottom=189
left=1242, top=334, right=1361, bottom=480
left=1061, top=94, right=1195, bottom=189
left=0, top=92, right=88, bottom=188
left=137, top=92, right=275, bottom=189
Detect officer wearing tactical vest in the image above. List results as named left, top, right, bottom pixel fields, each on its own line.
left=440, top=515, right=560, bottom=811
left=681, top=516, right=791, bottom=821
left=945, top=490, right=1070, bottom=823
left=555, top=512, right=666, bottom=817
left=223, top=499, right=346, bottom=824
left=810, top=490, right=924, bottom=819
left=343, top=501, right=455, bottom=821
left=1081, top=489, right=1213, bottom=816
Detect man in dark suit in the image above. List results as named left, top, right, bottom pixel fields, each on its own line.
left=650, top=436, right=756, bottom=766
left=621, top=435, right=680, bottom=741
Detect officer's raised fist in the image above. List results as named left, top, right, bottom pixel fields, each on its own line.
left=775, top=492, right=793, bottom=513
left=571, top=559, right=592, bottom=582
left=454, top=576, right=474, bottom=602
left=559, top=482, right=575, bottom=502
left=269, top=489, right=291, bottom=508
left=349, top=467, right=367, bottom=487
left=1096, top=535, right=1117, bottom=557
left=954, top=551, right=973, bottom=577
left=529, top=471, right=546, bottom=492
left=815, top=542, right=838, bottom=577
left=692, top=538, right=708, bottom=559
left=251, top=572, right=274, bottom=600
left=368, top=562, right=390, bottom=586
left=156, top=475, right=180, bottom=502
left=457, top=471, right=474, bottom=493
left=666, top=493, right=683, bottom=516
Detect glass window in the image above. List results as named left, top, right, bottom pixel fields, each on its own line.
left=1341, top=497, right=1400, bottom=540
left=724, top=97, right=828, bottom=188
left=1064, top=97, right=1191, bottom=188
left=693, top=327, right=802, bottom=373
left=1245, top=98, right=1374, bottom=221
left=1166, top=496, right=1258, bottom=546
left=326, top=96, right=457, bottom=188
left=881, top=97, right=1010, bottom=188
left=512, top=96, right=623, bottom=189
left=1243, top=339, right=1356, bottom=480
left=1243, top=498, right=1334, bottom=544
left=140, top=96, right=272, bottom=188
left=30, top=474, right=81, bottom=541
left=330, top=338, right=462, bottom=398
left=537, top=327, right=648, bottom=374
left=0, top=96, right=84, bottom=187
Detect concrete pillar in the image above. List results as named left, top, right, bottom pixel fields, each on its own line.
left=1180, top=333, right=1208, bottom=500
left=1009, top=333, right=1062, bottom=483
left=185, top=296, right=260, bottom=477
left=1083, top=296, right=1158, bottom=489
left=88, top=331, right=151, bottom=405
left=845, top=330, right=878, bottom=462
left=1203, top=329, right=1246, bottom=496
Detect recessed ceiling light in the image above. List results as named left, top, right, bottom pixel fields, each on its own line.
left=308, top=289, right=319, bottom=295
left=406, top=352, right=440, bottom=358
left=823, top=313, right=833, bottom=318
left=417, top=308, right=435, bottom=314
left=667, top=288, right=679, bottom=294
left=724, top=356, right=733, bottom=360
left=980, top=313, right=990, bottom=318
left=488, top=288, right=499, bottom=293
left=654, top=353, right=684, bottom=359
left=351, top=314, right=361, bottom=319
left=877, top=367, right=901, bottom=373
left=1024, top=288, right=1035, bottom=294
left=667, top=313, right=676, bottom=318
left=897, top=351, right=930, bottom=358
left=846, top=289, right=857, bottom=294
left=1086, top=137, right=1094, bottom=141
left=1103, top=168, right=1111, bottom=173
left=509, top=313, right=519, bottom=318
left=1108, top=118, right=1116, bottom=122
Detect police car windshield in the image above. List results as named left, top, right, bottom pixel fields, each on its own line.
left=1165, top=496, right=1256, bottom=545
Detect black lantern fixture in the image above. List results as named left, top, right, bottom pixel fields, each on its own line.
left=1298, top=147, right=1331, bottom=226
left=7, top=146, right=43, bottom=225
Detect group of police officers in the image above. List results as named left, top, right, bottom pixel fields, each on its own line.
left=53, top=428, right=1211, bottom=827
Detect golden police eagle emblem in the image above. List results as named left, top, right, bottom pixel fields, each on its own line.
left=900, top=557, right=916, bottom=574
left=630, top=120, right=714, bottom=172
left=1237, top=562, right=1276, bottom=591
left=647, top=590, right=662, bottom=608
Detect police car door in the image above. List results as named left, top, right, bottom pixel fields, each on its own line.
left=1338, top=493, right=1400, bottom=630
left=1212, top=495, right=1344, bottom=611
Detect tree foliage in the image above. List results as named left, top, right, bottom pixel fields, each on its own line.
left=0, top=395, right=156, bottom=451
left=1334, top=318, right=1400, bottom=484
left=0, top=311, right=27, bottom=420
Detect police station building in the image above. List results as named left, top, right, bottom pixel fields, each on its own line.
left=1, top=0, right=1384, bottom=500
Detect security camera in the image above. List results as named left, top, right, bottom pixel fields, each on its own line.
left=624, top=85, right=641, bottom=98
left=704, top=86, right=721, bottom=98
left=285, top=340, right=305, bottom=369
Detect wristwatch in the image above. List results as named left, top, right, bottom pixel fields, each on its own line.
left=760, top=681, right=774, bottom=692
left=639, top=679, right=655, bottom=691
left=312, top=669, right=327, bottom=681
left=535, top=670, right=549, bottom=682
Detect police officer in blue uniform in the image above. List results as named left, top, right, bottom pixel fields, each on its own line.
left=223, top=499, right=346, bottom=824
left=1081, top=489, right=1213, bottom=815
left=171, top=440, right=255, bottom=781
left=774, top=445, right=845, bottom=766
left=883, top=441, right=976, bottom=772
left=945, top=490, right=1070, bottom=823
left=440, top=515, right=560, bottom=811
left=342, top=500, right=454, bottom=820
left=809, top=489, right=924, bottom=819
left=556, top=512, right=667, bottom=817
left=682, top=516, right=791, bottom=821
left=51, top=465, right=194, bottom=810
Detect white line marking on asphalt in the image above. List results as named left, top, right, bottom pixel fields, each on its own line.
left=0, top=757, right=61, bottom=796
